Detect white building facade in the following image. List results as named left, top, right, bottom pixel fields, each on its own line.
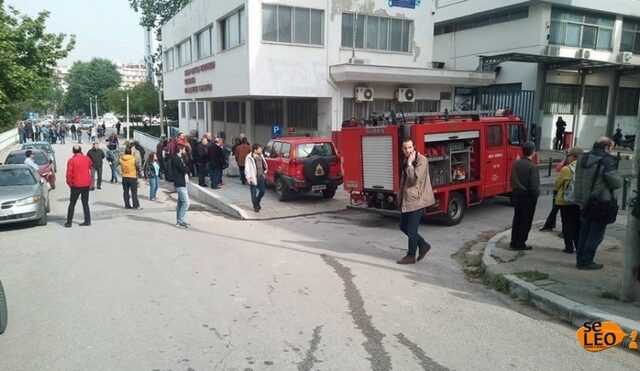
left=161, top=0, right=496, bottom=144
left=433, top=0, right=640, bottom=148
left=116, top=63, right=148, bottom=89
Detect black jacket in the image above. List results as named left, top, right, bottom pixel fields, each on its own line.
left=87, top=148, right=105, bottom=169
left=510, top=157, right=540, bottom=197
left=171, top=155, right=189, bottom=187
left=207, top=143, right=224, bottom=169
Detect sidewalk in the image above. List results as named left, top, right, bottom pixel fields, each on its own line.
left=482, top=217, right=640, bottom=337
left=186, top=174, right=349, bottom=220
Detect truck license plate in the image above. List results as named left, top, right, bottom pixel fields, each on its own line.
left=311, top=185, right=327, bottom=191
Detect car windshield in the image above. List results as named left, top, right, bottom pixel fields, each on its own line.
left=6, top=152, right=49, bottom=166
left=296, top=143, right=335, bottom=158
left=0, top=168, right=37, bottom=186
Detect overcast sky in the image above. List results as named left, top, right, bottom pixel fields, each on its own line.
left=8, top=0, right=146, bottom=67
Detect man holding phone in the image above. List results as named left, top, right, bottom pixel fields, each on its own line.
left=396, top=138, right=436, bottom=264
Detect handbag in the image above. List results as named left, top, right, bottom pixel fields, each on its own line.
left=582, top=159, right=618, bottom=224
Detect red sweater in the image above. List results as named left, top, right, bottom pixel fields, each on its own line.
left=66, top=153, right=93, bottom=188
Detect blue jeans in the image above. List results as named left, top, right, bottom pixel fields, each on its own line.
left=576, top=218, right=607, bottom=267
left=250, top=176, right=266, bottom=209
left=149, top=175, right=159, bottom=199
left=399, top=209, right=427, bottom=257
left=109, top=163, right=119, bottom=182
left=176, top=186, right=189, bottom=224
left=210, top=168, right=222, bottom=188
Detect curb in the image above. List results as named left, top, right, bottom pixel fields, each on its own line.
left=187, top=182, right=248, bottom=220
left=482, top=227, right=640, bottom=336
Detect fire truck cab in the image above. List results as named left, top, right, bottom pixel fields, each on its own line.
left=338, top=111, right=530, bottom=225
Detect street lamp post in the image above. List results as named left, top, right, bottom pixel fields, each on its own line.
left=95, top=96, right=99, bottom=119
left=156, top=72, right=165, bottom=138
left=126, top=92, right=130, bottom=142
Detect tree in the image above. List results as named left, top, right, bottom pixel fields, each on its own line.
left=30, top=74, right=65, bottom=116
left=63, top=58, right=122, bottom=115
left=0, top=1, right=74, bottom=129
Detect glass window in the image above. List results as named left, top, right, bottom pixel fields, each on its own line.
left=341, top=13, right=353, bottom=48
left=261, top=5, right=323, bottom=46
left=378, top=18, right=389, bottom=50
left=434, top=7, right=528, bottom=35
left=264, top=141, right=273, bottom=157
left=544, top=84, right=578, bottom=114
left=213, top=102, right=225, bottom=121
left=163, top=48, right=174, bottom=71
left=366, top=16, right=378, bottom=49
left=178, top=39, right=192, bottom=66
left=271, top=142, right=283, bottom=158
left=401, top=20, right=411, bottom=52
left=254, top=99, right=283, bottom=126
left=226, top=101, right=240, bottom=123
left=355, top=14, right=365, bottom=48
left=180, top=102, right=186, bottom=118
left=617, top=87, right=640, bottom=116
left=287, top=99, right=318, bottom=130
left=197, top=102, right=205, bottom=120
left=508, top=124, right=525, bottom=146
left=583, top=86, right=608, bottom=115
left=487, top=126, right=503, bottom=147
left=197, top=27, right=212, bottom=59
left=549, top=8, right=614, bottom=50
left=390, top=19, right=403, bottom=51
left=621, top=19, right=640, bottom=54
left=188, top=102, right=197, bottom=119
left=220, top=8, right=245, bottom=50
left=281, top=142, right=291, bottom=158
left=296, top=143, right=335, bottom=158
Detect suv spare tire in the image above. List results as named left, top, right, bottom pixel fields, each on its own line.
left=304, top=156, right=330, bottom=184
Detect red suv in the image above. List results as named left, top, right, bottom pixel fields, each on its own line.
left=264, top=137, right=342, bottom=201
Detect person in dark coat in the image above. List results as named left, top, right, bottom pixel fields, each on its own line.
left=87, top=142, right=105, bottom=190
left=509, top=142, right=540, bottom=251
left=207, top=138, right=224, bottom=189
left=196, top=136, right=209, bottom=187
left=554, top=117, right=567, bottom=150
left=156, top=135, right=167, bottom=178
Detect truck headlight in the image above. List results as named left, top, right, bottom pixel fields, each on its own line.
left=16, top=196, right=42, bottom=206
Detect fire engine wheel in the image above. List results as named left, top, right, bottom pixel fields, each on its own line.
left=321, top=187, right=336, bottom=199
left=275, top=177, right=291, bottom=202
left=442, top=192, right=465, bottom=226
left=0, top=280, right=7, bottom=334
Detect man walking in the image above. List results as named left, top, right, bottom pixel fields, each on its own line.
left=207, top=137, right=224, bottom=189
left=87, top=142, right=105, bottom=190
left=245, top=143, right=267, bottom=212
left=172, top=144, right=190, bottom=228
left=119, top=147, right=141, bottom=210
left=235, top=137, right=251, bottom=185
left=573, top=137, right=622, bottom=270
left=106, top=145, right=121, bottom=183
left=510, top=142, right=540, bottom=251
left=65, top=145, right=93, bottom=227
left=396, top=138, right=435, bottom=265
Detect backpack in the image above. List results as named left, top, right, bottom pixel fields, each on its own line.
left=563, top=163, right=576, bottom=203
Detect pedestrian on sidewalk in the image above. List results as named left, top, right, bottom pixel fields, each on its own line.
left=116, top=121, right=121, bottom=136
left=70, top=124, right=77, bottom=141
left=144, top=152, right=161, bottom=201
left=107, top=132, right=119, bottom=150
left=120, top=146, right=141, bottom=210
left=65, top=145, right=93, bottom=227
left=196, top=136, right=209, bottom=187
left=106, top=145, right=121, bottom=183
left=396, top=138, right=435, bottom=265
left=553, top=147, right=584, bottom=254
left=87, top=142, right=105, bottom=190
left=540, top=157, right=570, bottom=233
left=235, top=137, right=251, bottom=185
left=90, top=125, right=97, bottom=142
left=59, top=123, right=66, bottom=144
left=554, top=117, right=567, bottom=150
left=171, top=144, right=190, bottom=228
left=207, top=137, right=224, bottom=189
left=510, top=142, right=540, bottom=251
left=156, top=135, right=167, bottom=179
left=574, top=137, right=622, bottom=270
left=245, top=143, right=267, bottom=213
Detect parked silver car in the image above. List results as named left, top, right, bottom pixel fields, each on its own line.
left=0, top=164, right=50, bottom=226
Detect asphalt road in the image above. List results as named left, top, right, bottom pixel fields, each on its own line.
left=0, top=140, right=637, bottom=370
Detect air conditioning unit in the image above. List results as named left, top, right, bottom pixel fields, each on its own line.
left=546, top=45, right=561, bottom=57
left=396, top=88, right=415, bottom=103
left=618, top=51, right=633, bottom=64
left=575, top=48, right=593, bottom=59
left=355, top=87, right=374, bottom=102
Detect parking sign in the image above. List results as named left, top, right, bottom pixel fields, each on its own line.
left=271, top=123, right=282, bottom=138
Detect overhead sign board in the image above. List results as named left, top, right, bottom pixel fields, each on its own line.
left=389, top=0, right=420, bottom=9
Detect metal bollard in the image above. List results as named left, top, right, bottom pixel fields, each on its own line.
left=548, top=157, right=553, bottom=177
left=622, top=177, right=629, bottom=210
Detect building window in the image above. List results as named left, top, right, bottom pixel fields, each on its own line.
left=220, top=7, right=245, bottom=51
left=434, top=7, right=528, bottom=35
left=262, top=5, right=323, bottom=46
left=197, top=101, right=205, bottom=120
left=196, top=26, right=213, bottom=59
left=227, top=101, right=240, bottom=123
left=487, top=125, right=503, bottom=147
left=188, top=102, right=197, bottom=119
left=549, top=8, right=614, bottom=50
left=621, top=19, right=640, bottom=54
left=342, top=99, right=440, bottom=120
left=240, top=102, right=246, bottom=123
left=181, top=102, right=186, bottom=118
left=341, top=13, right=412, bottom=53
left=163, top=48, right=174, bottom=71
left=617, top=88, right=640, bottom=116
left=287, top=99, right=318, bottom=130
left=254, top=99, right=283, bottom=126
left=177, top=39, right=192, bottom=66
left=583, top=86, right=608, bottom=115
left=213, top=102, right=225, bottom=121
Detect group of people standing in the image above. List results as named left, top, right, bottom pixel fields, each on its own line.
left=16, top=120, right=67, bottom=144
left=510, top=137, right=622, bottom=270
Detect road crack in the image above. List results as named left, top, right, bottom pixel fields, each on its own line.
left=297, top=325, right=323, bottom=371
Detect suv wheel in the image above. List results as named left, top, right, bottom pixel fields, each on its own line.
left=321, top=187, right=336, bottom=199
left=276, top=177, right=291, bottom=202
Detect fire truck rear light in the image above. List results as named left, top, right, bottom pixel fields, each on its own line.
left=387, top=196, right=394, bottom=203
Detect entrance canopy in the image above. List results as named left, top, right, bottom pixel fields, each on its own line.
left=480, top=52, right=640, bottom=75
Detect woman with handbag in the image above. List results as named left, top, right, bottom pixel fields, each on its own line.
left=553, top=147, right=583, bottom=254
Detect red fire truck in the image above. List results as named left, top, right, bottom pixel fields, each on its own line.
left=336, top=110, right=532, bottom=225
